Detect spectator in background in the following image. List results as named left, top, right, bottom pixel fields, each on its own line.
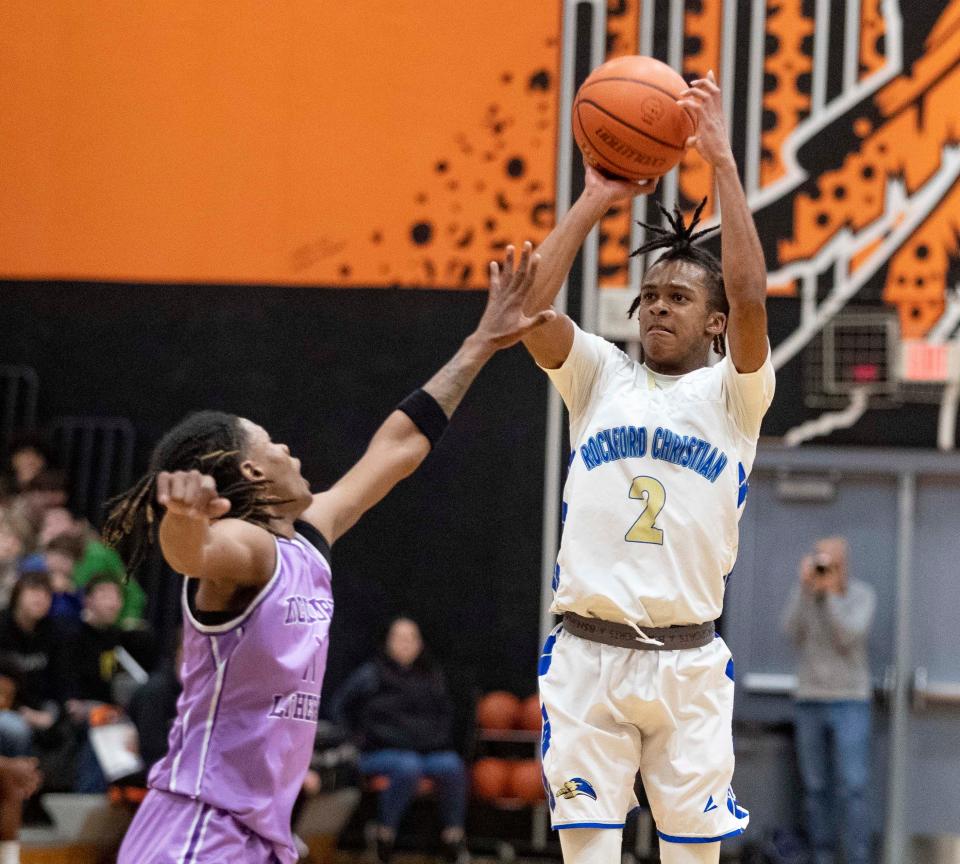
left=14, top=470, right=69, bottom=532
left=781, top=537, right=876, bottom=864
left=73, top=535, right=146, bottom=626
left=0, top=512, right=33, bottom=611
left=42, top=534, right=85, bottom=626
left=62, top=573, right=156, bottom=792
left=332, top=617, right=468, bottom=864
left=0, top=571, right=63, bottom=758
left=36, top=507, right=77, bottom=549
left=6, top=436, right=50, bottom=495
left=35, top=507, right=146, bottom=626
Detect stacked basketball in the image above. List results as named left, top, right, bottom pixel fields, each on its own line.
left=472, top=692, right=544, bottom=803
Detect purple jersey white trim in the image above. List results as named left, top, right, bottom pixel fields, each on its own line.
left=147, top=530, right=333, bottom=863
left=193, top=637, right=225, bottom=797
left=118, top=789, right=283, bottom=864
left=177, top=801, right=205, bottom=864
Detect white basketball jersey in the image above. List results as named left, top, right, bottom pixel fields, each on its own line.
left=544, top=324, right=775, bottom=628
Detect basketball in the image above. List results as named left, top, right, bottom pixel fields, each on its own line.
left=572, top=55, right=695, bottom=181
left=472, top=758, right=511, bottom=800
left=477, top=691, right=521, bottom=730
left=518, top=694, right=542, bottom=732
left=507, top=759, right=545, bottom=802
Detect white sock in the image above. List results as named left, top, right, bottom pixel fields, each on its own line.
left=558, top=828, right=622, bottom=863
left=658, top=838, right=720, bottom=864
left=0, top=841, right=20, bottom=864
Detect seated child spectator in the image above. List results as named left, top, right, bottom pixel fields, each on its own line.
left=0, top=512, right=33, bottom=611
left=5, top=437, right=50, bottom=495
left=15, top=470, right=69, bottom=533
left=0, top=571, right=63, bottom=757
left=36, top=508, right=146, bottom=626
left=63, top=574, right=156, bottom=792
left=42, top=534, right=86, bottom=626
left=37, top=507, right=77, bottom=550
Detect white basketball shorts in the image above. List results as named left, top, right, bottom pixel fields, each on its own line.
left=538, top=623, right=749, bottom=844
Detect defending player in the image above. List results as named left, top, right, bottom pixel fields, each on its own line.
left=521, top=72, right=773, bottom=863
left=104, top=249, right=552, bottom=864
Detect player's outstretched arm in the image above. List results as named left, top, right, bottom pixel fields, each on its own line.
left=521, top=165, right=657, bottom=370
left=156, top=470, right=276, bottom=585
left=303, top=245, right=554, bottom=545
left=678, top=70, right=768, bottom=373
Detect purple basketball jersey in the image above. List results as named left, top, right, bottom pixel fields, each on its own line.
left=148, top=527, right=333, bottom=863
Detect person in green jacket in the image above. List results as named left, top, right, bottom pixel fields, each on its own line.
left=73, top=539, right=146, bottom=626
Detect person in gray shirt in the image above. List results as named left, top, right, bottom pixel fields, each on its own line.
left=781, top=537, right=876, bottom=864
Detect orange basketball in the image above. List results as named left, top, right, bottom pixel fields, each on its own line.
left=477, top=691, right=521, bottom=730
left=472, top=758, right=510, bottom=800
left=518, top=694, right=542, bottom=733
left=508, top=759, right=546, bottom=802
left=573, top=55, right=695, bottom=181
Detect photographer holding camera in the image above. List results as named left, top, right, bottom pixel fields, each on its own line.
left=781, top=537, right=876, bottom=864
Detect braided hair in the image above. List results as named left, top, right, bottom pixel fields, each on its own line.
left=627, top=197, right=728, bottom=359
left=102, top=411, right=289, bottom=575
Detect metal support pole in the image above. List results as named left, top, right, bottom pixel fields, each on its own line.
left=539, top=0, right=607, bottom=649
left=882, top=471, right=915, bottom=864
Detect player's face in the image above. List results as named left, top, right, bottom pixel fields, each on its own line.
left=636, top=259, right=725, bottom=374
left=238, top=419, right=313, bottom=512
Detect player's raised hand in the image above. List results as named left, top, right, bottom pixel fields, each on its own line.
left=677, top=70, right=734, bottom=169
left=156, top=470, right=231, bottom=520
left=583, top=158, right=658, bottom=205
left=475, top=241, right=556, bottom=350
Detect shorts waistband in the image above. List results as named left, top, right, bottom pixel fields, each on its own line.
left=562, top=612, right=715, bottom=650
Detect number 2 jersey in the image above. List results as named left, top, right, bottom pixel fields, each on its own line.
left=544, top=324, right=775, bottom=629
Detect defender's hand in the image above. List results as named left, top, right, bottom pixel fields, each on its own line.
left=157, top=470, right=231, bottom=520
left=474, top=242, right=556, bottom=350
left=677, top=70, right=735, bottom=170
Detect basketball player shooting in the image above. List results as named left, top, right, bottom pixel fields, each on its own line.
left=521, top=71, right=774, bottom=863
left=103, top=249, right=553, bottom=864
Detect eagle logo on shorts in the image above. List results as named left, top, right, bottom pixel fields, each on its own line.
left=556, top=777, right=598, bottom=800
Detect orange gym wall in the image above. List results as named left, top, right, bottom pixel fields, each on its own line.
left=0, top=1, right=561, bottom=288
left=4, top=0, right=960, bottom=332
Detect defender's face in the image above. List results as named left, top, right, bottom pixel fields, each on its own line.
left=238, top=420, right=312, bottom=510
left=636, top=259, right=724, bottom=374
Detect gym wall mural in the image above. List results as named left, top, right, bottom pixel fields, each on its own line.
left=0, top=1, right=562, bottom=288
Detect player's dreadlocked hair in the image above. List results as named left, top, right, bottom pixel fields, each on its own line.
left=102, top=411, right=289, bottom=576
left=626, top=197, right=728, bottom=359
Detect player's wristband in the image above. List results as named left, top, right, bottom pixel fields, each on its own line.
left=396, top=389, right=449, bottom=448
